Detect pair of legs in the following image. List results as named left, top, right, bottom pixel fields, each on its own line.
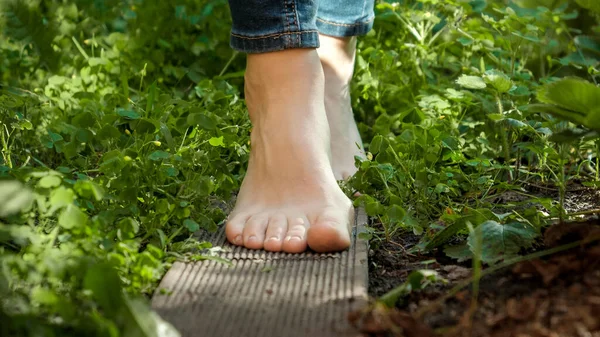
left=225, top=0, right=374, bottom=253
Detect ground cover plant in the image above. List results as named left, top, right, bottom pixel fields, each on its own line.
left=0, top=0, right=599, bottom=336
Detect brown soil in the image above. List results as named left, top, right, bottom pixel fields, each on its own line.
left=355, top=185, right=600, bottom=337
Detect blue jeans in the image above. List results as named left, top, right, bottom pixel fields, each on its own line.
left=228, top=0, right=375, bottom=53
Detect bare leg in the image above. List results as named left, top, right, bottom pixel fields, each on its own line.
left=318, top=34, right=366, bottom=181
left=225, top=49, right=353, bottom=253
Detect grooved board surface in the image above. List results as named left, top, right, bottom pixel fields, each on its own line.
left=151, top=209, right=369, bottom=337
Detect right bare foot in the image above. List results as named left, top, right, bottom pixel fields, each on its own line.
left=225, top=49, right=354, bottom=253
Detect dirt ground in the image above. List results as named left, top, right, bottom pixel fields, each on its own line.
left=353, top=185, right=600, bottom=337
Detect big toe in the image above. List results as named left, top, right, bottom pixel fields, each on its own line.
left=307, top=213, right=352, bottom=253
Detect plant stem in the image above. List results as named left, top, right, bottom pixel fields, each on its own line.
left=466, top=222, right=481, bottom=324
left=496, top=94, right=512, bottom=181
left=218, top=51, right=238, bottom=77
left=596, top=139, right=600, bottom=181
left=558, top=143, right=567, bottom=222
left=0, top=123, right=12, bottom=168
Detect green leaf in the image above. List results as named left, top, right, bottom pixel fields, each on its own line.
left=369, top=135, right=384, bottom=154
left=98, top=125, right=122, bottom=140
left=13, top=119, right=33, bottom=130
left=121, top=297, right=181, bottom=337
left=208, top=136, right=224, bottom=147
left=49, top=186, right=76, bottom=213
left=58, top=204, right=87, bottom=229
left=118, top=218, right=140, bottom=240
left=187, top=113, right=216, bottom=130
left=148, top=151, right=170, bottom=161
left=468, top=221, right=538, bottom=264
left=183, top=219, right=200, bottom=232
left=549, top=129, right=600, bottom=143
left=84, top=264, right=124, bottom=313
left=31, top=286, right=60, bottom=306
left=117, top=109, right=141, bottom=119
left=576, top=0, right=600, bottom=14
left=379, top=270, right=445, bottom=307
left=38, top=175, right=62, bottom=188
left=386, top=205, right=406, bottom=223
left=74, top=180, right=105, bottom=201
left=483, top=70, right=512, bottom=93
left=444, top=243, right=473, bottom=262
left=526, top=103, right=588, bottom=126
left=0, top=181, right=34, bottom=217
left=536, top=77, right=600, bottom=131
left=456, top=75, right=487, bottom=90
left=425, top=221, right=466, bottom=251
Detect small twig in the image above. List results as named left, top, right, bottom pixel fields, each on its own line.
left=388, top=240, right=417, bottom=257
left=565, top=209, right=600, bottom=217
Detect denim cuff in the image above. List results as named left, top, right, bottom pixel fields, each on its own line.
left=230, top=30, right=320, bottom=54
left=316, top=16, right=375, bottom=37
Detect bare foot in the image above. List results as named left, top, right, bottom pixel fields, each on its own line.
left=318, top=35, right=366, bottom=181
left=225, top=49, right=353, bottom=253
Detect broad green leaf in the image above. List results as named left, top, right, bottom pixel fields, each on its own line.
left=456, top=75, right=487, bottom=90
left=444, top=243, right=473, bottom=262
left=187, top=113, right=216, bottom=130
left=576, top=0, right=600, bottom=14
left=575, top=35, right=600, bottom=56
left=98, top=125, right=121, bottom=140
left=58, top=204, right=87, bottom=229
left=483, top=70, right=512, bottom=93
left=386, top=205, right=406, bottom=223
left=130, top=118, right=158, bottom=134
left=49, top=187, right=76, bottom=213
left=117, top=109, right=141, bottom=119
left=31, top=287, right=60, bottom=306
left=549, top=129, right=600, bottom=143
left=148, top=151, right=170, bottom=161
left=369, top=135, right=384, bottom=154
left=208, top=136, right=224, bottom=147
left=118, top=218, right=140, bottom=240
left=84, top=264, right=124, bottom=313
left=183, top=219, right=200, bottom=232
left=526, top=103, right=588, bottom=127
left=0, top=225, right=35, bottom=246
left=38, top=175, right=62, bottom=188
left=468, top=221, right=538, bottom=264
left=13, top=119, right=33, bottom=130
left=424, top=221, right=466, bottom=251
left=121, top=297, right=181, bottom=337
left=536, top=77, right=600, bottom=131
left=74, top=180, right=105, bottom=201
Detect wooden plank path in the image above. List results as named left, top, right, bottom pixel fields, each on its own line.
left=151, top=208, right=370, bottom=337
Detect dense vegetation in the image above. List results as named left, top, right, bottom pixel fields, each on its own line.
left=1, top=0, right=598, bottom=336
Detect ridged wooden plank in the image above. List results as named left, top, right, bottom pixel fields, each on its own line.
left=152, top=208, right=369, bottom=337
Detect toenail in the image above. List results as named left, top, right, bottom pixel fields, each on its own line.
left=234, top=235, right=242, bottom=244
left=285, top=236, right=302, bottom=242
left=267, top=236, right=279, bottom=242
left=248, top=235, right=257, bottom=242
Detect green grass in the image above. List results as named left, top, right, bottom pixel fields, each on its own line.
left=1, top=0, right=599, bottom=336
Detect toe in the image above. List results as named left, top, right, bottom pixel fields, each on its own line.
left=263, top=213, right=287, bottom=252
left=282, top=217, right=308, bottom=253
left=225, top=213, right=249, bottom=246
left=242, top=214, right=269, bottom=250
left=307, top=211, right=352, bottom=253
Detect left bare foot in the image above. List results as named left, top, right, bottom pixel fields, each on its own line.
left=318, top=34, right=366, bottom=181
